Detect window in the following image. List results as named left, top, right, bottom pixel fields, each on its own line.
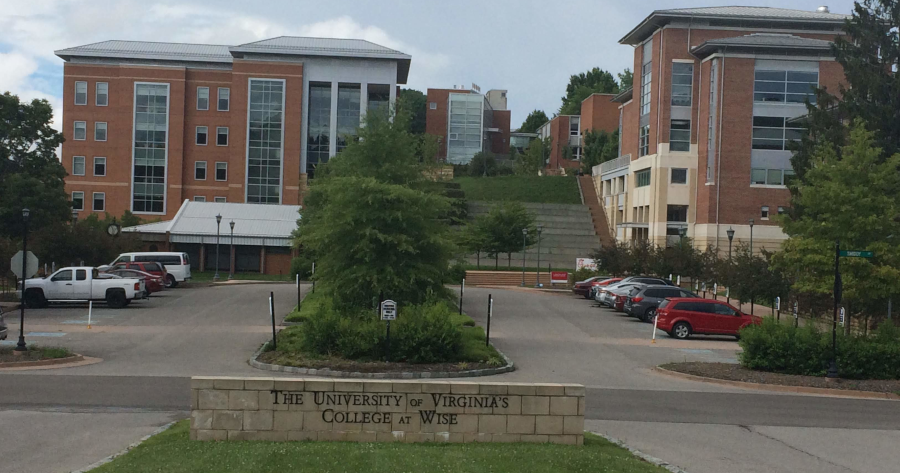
left=214, top=196, right=226, bottom=203
left=367, top=84, right=390, bottom=114
left=72, top=191, right=84, bottom=211
left=446, top=93, right=485, bottom=165
left=707, top=59, right=719, bottom=183
left=336, top=83, right=361, bottom=152
left=95, top=122, right=107, bottom=141
left=132, top=83, right=169, bottom=213
left=671, top=62, right=693, bottom=106
left=569, top=117, right=580, bottom=136
left=52, top=270, right=73, bottom=282
left=751, top=168, right=795, bottom=186
left=197, top=87, right=209, bottom=110
left=429, top=102, right=437, bottom=110
left=76, top=269, right=87, bottom=281
left=75, top=81, right=87, bottom=105
left=669, top=119, right=690, bottom=152
left=193, top=196, right=206, bottom=202
left=96, top=82, right=108, bottom=106
left=754, top=70, right=818, bottom=104
left=671, top=168, right=687, bottom=184
left=640, top=40, right=652, bottom=116
left=73, top=156, right=85, bottom=176
left=92, top=192, right=105, bottom=211
left=93, top=157, right=106, bottom=176
left=635, top=168, right=651, bottom=187
left=195, top=161, right=207, bottom=180
left=215, top=162, right=227, bottom=181
left=639, top=125, right=650, bottom=156
left=713, top=304, right=738, bottom=316
left=248, top=79, right=284, bottom=203
left=667, top=205, right=688, bottom=222
left=74, top=121, right=86, bottom=140
left=778, top=206, right=786, bottom=215
left=761, top=206, right=770, bottom=220
left=216, top=127, right=228, bottom=146
left=752, top=116, right=804, bottom=150
left=217, top=87, right=230, bottom=111
left=196, top=126, right=208, bottom=145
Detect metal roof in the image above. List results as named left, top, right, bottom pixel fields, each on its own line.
left=620, top=6, right=848, bottom=45
left=692, top=33, right=833, bottom=57
left=123, top=200, right=300, bottom=247
left=54, top=40, right=233, bottom=63
left=612, top=87, right=633, bottom=103
left=231, top=36, right=408, bottom=58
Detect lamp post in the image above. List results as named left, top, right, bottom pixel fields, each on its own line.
left=214, top=214, right=222, bottom=282
left=16, top=208, right=30, bottom=352
left=534, top=224, right=544, bottom=288
left=228, top=220, right=235, bottom=280
left=727, top=227, right=735, bottom=260
left=520, top=228, right=528, bottom=287
left=748, top=218, right=755, bottom=256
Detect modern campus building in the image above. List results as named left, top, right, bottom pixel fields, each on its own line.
left=537, top=93, right=620, bottom=171
left=425, top=86, right=511, bottom=164
left=592, top=6, right=848, bottom=253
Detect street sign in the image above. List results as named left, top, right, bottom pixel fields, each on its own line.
left=839, top=307, right=845, bottom=326
left=775, top=297, right=781, bottom=310
left=380, top=300, right=397, bottom=321
left=10, top=251, right=38, bottom=279
left=550, top=271, right=568, bottom=284
left=794, top=301, right=799, bottom=318
left=839, top=250, right=873, bottom=258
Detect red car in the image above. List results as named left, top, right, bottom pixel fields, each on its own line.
left=113, top=262, right=170, bottom=287
left=573, top=277, right=622, bottom=298
left=655, top=298, right=762, bottom=340
left=104, top=268, right=165, bottom=296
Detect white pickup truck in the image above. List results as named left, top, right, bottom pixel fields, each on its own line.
left=22, top=267, right=145, bottom=309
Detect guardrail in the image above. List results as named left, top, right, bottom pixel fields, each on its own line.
left=597, top=154, right=631, bottom=176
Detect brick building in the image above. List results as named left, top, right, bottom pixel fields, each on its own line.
left=538, top=93, right=619, bottom=171
left=425, top=87, right=511, bottom=164
left=592, top=6, right=848, bottom=252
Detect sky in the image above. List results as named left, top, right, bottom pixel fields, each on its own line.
left=0, top=0, right=858, bottom=131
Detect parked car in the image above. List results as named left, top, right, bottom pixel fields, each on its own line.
left=103, top=252, right=191, bottom=287
left=574, top=277, right=621, bottom=298
left=625, top=285, right=699, bottom=322
left=103, top=268, right=164, bottom=296
left=655, top=298, right=763, bottom=340
left=0, top=310, right=7, bottom=340
left=110, top=262, right=168, bottom=287
left=613, top=285, right=644, bottom=312
left=21, top=267, right=145, bottom=309
left=597, top=282, right=644, bottom=308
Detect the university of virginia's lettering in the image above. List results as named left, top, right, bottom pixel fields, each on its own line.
left=191, top=377, right=586, bottom=444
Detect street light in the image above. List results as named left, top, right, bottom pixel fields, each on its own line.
left=228, top=220, right=235, bottom=280
left=520, top=228, right=528, bottom=287
left=534, top=224, right=544, bottom=288
left=748, top=218, right=755, bottom=256
left=16, top=208, right=30, bottom=352
left=726, top=227, right=735, bottom=260
left=214, top=214, right=222, bottom=282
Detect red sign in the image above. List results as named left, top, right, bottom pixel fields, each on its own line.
left=550, top=271, right=568, bottom=284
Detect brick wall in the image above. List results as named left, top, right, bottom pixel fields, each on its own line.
left=490, top=109, right=511, bottom=155
left=190, top=377, right=585, bottom=444
left=579, top=94, right=618, bottom=135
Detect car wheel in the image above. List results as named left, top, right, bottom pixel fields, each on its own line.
left=642, top=308, right=656, bottom=323
left=670, top=321, right=692, bottom=340
left=24, top=290, right=47, bottom=309
left=165, top=275, right=177, bottom=288
left=106, top=290, right=127, bottom=309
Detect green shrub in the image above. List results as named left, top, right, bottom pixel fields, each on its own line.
left=290, top=252, right=316, bottom=280
left=298, top=299, right=383, bottom=360
left=445, top=262, right=466, bottom=284
left=572, top=268, right=598, bottom=283
left=392, top=301, right=463, bottom=363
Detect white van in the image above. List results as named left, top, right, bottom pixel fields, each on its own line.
left=108, top=252, right=192, bottom=287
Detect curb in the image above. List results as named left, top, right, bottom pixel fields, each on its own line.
left=249, top=340, right=515, bottom=379
left=590, top=431, right=689, bottom=473
left=653, top=366, right=900, bottom=401
left=0, top=354, right=83, bottom=369
left=71, top=421, right=178, bottom=473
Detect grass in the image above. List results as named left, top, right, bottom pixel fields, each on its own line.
left=0, top=345, right=72, bottom=362
left=453, top=175, right=581, bottom=204
left=189, top=271, right=293, bottom=283
left=92, top=421, right=668, bottom=473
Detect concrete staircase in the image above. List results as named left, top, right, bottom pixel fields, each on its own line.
left=578, top=175, right=614, bottom=247
left=465, top=201, right=602, bottom=270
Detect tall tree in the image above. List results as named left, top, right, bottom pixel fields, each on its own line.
left=519, top=109, right=549, bottom=134
left=580, top=129, right=619, bottom=173
left=474, top=202, right=537, bottom=269
left=559, top=68, right=620, bottom=115
left=397, top=88, right=427, bottom=135
left=515, top=136, right=551, bottom=175
left=617, top=69, right=634, bottom=90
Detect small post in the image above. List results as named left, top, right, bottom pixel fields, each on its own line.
left=386, top=320, right=391, bottom=362
left=486, top=294, right=493, bottom=347
left=775, top=296, right=781, bottom=323
left=713, top=283, right=718, bottom=301
left=889, top=297, right=893, bottom=320
left=87, top=301, right=93, bottom=329
left=296, top=274, right=301, bottom=310
left=269, top=291, right=277, bottom=350
left=459, top=279, right=465, bottom=315
left=651, top=310, right=659, bottom=343
left=311, top=262, right=316, bottom=293
left=794, top=301, right=799, bottom=328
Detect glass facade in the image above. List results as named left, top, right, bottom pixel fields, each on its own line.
left=635, top=168, right=651, bottom=187
left=246, top=79, right=284, bottom=204
left=671, top=63, right=693, bottom=107
left=669, top=120, right=691, bottom=152
left=446, top=93, right=484, bottom=164
left=306, top=82, right=331, bottom=177
left=132, top=83, right=168, bottom=213
left=336, top=83, right=361, bottom=152
left=754, top=70, right=818, bottom=104
left=366, top=84, right=391, bottom=118
left=751, top=116, right=804, bottom=150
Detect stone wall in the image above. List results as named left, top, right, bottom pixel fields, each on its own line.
left=190, top=377, right=585, bottom=444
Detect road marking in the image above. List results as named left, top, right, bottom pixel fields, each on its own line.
left=25, top=332, right=68, bottom=337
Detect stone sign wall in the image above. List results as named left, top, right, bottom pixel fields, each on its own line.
left=190, top=377, right=585, bottom=444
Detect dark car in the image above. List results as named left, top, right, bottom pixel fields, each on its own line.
left=574, top=277, right=621, bottom=298
left=105, top=268, right=164, bottom=296
left=655, top=298, right=763, bottom=340
left=625, top=285, right=699, bottom=322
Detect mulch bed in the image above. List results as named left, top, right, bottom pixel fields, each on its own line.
left=257, top=351, right=495, bottom=374
left=661, top=362, right=900, bottom=395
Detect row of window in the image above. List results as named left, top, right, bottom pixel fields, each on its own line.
left=193, top=161, right=228, bottom=181
left=197, top=87, right=230, bottom=111
left=71, top=191, right=105, bottom=212
left=72, top=121, right=106, bottom=141
left=193, top=196, right=227, bottom=203
left=751, top=168, right=795, bottom=186
left=196, top=127, right=229, bottom=146
left=71, top=156, right=105, bottom=176
left=74, top=81, right=108, bottom=106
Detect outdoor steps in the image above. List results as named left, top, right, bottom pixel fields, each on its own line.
left=578, top=175, right=614, bottom=247
left=463, top=271, right=565, bottom=287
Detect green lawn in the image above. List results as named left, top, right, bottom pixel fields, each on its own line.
left=454, top=175, right=581, bottom=204
left=93, top=421, right=667, bottom=473
left=189, top=271, right=293, bottom=283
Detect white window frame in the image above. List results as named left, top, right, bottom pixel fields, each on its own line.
left=195, top=161, right=207, bottom=181
left=193, top=196, right=206, bottom=202
left=215, top=162, right=227, bottom=181
left=671, top=168, right=688, bottom=185
left=75, top=81, right=87, bottom=105
left=429, top=102, right=437, bottom=110
left=197, top=87, right=209, bottom=111
left=72, top=156, right=86, bottom=176
left=214, top=196, right=227, bottom=203
left=74, top=121, right=87, bottom=141
left=96, top=82, right=108, bottom=106
left=245, top=77, right=286, bottom=204
left=196, top=126, right=208, bottom=146
left=94, top=121, right=107, bottom=141
left=216, top=127, right=228, bottom=146
left=669, top=119, right=691, bottom=152
left=93, top=157, right=106, bottom=177
left=217, top=87, right=230, bottom=111
left=72, top=191, right=85, bottom=211
left=131, top=81, right=170, bottom=216
left=92, top=192, right=106, bottom=212
left=761, top=206, right=770, bottom=220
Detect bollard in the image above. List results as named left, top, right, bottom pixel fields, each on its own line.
left=486, top=294, right=493, bottom=347
left=87, top=301, right=93, bottom=329
left=651, top=311, right=659, bottom=344
left=459, top=279, right=465, bottom=315
left=269, top=292, right=277, bottom=350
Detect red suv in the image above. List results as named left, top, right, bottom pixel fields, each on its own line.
left=655, top=298, right=762, bottom=339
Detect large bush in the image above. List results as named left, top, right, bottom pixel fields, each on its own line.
left=739, top=318, right=900, bottom=379
left=392, top=301, right=462, bottom=363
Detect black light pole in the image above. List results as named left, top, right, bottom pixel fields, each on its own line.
left=534, top=224, right=544, bottom=288
left=520, top=228, right=528, bottom=287
left=748, top=218, right=755, bottom=256
left=228, top=220, right=235, bottom=280
left=827, top=240, right=840, bottom=378
left=726, top=227, right=735, bottom=260
left=15, top=208, right=29, bottom=352
left=214, top=214, right=222, bottom=282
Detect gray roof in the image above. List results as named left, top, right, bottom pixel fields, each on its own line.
left=54, top=40, right=233, bottom=63
left=620, top=6, right=848, bottom=44
left=123, top=200, right=300, bottom=247
left=230, top=36, right=409, bottom=59
left=692, top=33, right=833, bottom=57
left=612, top=87, right=633, bottom=103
